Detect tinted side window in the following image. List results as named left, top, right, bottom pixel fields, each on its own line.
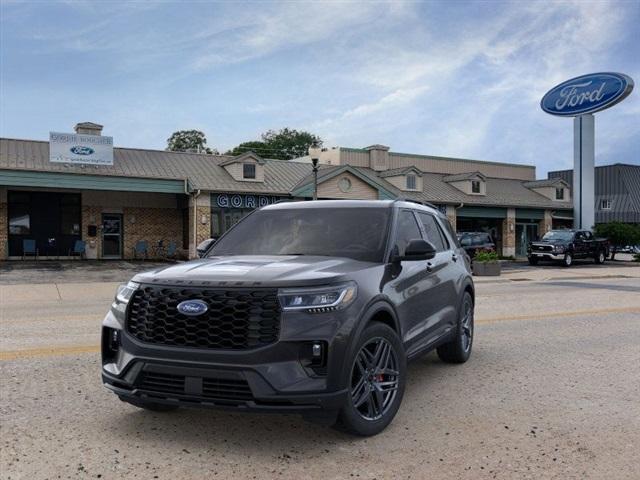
left=394, top=210, right=423, bottom=256
left=418, top=213, right=446, bottom=252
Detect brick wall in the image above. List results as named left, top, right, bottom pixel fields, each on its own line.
left=0, top=199, right=7, bottom=261
left=501, top=208, right=516, bottom=257
left=123, top=207, right=183, bottom=259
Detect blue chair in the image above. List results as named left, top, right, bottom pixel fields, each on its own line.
left=22, top=239, right=38, bottom=261
left=133, top=240, right=149, bottom=260
left=166, top=240, right=177, bottom=259
left=69, top=240, right=86, bottom=260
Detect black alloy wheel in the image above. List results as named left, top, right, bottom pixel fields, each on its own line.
left=437, top=291, right=474, bottom=363
left=350, top=337, right=400, bottom=421
left=336, top=322, right=406, bottom=436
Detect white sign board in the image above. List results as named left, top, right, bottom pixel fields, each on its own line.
left=49, top=132, right=114, bottom=165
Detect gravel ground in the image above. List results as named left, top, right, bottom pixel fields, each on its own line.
left=1, top=268, right=639, bottom=479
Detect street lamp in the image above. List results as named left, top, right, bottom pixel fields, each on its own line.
left=308, top=144, right=322, bottom=201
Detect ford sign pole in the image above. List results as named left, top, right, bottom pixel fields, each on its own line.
left=541, top=72, right=634, bottom=230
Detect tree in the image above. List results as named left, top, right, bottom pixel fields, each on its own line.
left=226, top=128, right=322, bottom=160
left=225, top=141, right=269, bottom=157
left=594, top=222, right=640, bottom=260
left=167, top=130, right=217, bottom=154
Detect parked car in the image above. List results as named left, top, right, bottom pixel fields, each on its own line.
left=102, top=200, right=475, bottom=436
left=527, top=230, right=609, bottom=267
left=457, top=232, right=496, bottom=258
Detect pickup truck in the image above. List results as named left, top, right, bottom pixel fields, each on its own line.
left=527, top=230, right=609, bottom=267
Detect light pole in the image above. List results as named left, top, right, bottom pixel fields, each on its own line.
left=308, top=144, right=321, bottom=201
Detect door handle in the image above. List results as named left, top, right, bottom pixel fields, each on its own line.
left=426, top=262, right=433, bottom=272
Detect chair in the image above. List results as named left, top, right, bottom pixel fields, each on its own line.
left=68, top=240, right=86, bottom=260
left=165, top=240, right=177, bottom=259
left=22, top=239, right=38, bottom=261
left=133, top=240, right=149, bottom=260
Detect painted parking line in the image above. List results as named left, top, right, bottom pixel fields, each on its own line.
left=2, top=306, right=640, bottom=361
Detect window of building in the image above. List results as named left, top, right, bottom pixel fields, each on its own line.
left=394, top=210, right=423, bottom=256
left=471, top=180, right=481, bottom=194
left=243, top=163, right=256, bottom=179
left=600, top=199, right=612, bottom=210
left=556, top=188, right=564, bottom=200
left=8, top=192, right=30, bottom=234
left=406, top=174, right=417, bottom=190
left=418, top=213, right=448, bottom=251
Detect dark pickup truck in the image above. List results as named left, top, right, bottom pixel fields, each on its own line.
left=527, top=230, right=609, bottom=267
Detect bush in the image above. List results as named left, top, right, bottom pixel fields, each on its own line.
left=474, top=251, right=499, bottom=262
left=594, top=222, right=640, bottom=260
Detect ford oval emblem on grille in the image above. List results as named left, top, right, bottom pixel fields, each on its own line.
left=177, top=300, right=208, bottom=316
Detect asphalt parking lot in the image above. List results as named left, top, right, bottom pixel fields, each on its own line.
left=1, top=261, right=639, bottom=479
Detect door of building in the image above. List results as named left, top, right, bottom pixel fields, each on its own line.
left=516, top=223, right=538, bottom=257
left=102, top=214, right=123, bottom=259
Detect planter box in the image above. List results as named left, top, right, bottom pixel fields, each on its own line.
left=473, top=261, right=501, bottom=276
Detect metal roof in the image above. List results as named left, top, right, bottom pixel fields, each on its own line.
left=443, top=171, right=486, bottom=182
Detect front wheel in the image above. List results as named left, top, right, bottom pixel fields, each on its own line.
left=336, top=323, right=406, bottom=436
left=595, top=250, right=606, bottom=264
left=562, top=253, right=573, bottom=267
left=437, top=292, right=474, bottom=363
left=528, top=256, right=539, bottom=265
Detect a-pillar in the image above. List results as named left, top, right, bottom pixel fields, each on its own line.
left=188, top=193, right=211, bottom=258
left=501, top=208, right=516, bottom=257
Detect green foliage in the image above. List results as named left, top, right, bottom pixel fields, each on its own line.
left=474, top=251, right=499, bottom=262
left=226, top=128, right=322, bottom=160
left=167, top=130, right=217, bottom=154
left=593, top=222, right=640, bottom=260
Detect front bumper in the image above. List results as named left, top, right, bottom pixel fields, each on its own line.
left=528, top=251, right=565, bottom=261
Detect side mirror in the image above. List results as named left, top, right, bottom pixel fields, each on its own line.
left=397, top=239, right=437, bottom=262
left=196, top=238, right=216, bottom=258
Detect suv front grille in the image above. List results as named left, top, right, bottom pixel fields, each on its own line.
left=126, top=286, right=281, bottom=350
left=138, top=372, right=254, bottom=402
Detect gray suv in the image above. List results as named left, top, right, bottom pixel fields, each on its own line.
left=102, top=200, right=475, bottom=436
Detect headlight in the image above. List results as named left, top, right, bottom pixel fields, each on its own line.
left=278, top=282, right=357, bottom=312
left=555, top=245, right=565, bottom=253
left=115, top=281, right=139, bottom=304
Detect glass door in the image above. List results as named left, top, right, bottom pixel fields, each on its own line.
left=516, top=223, right=539, bottom=257
left=102, top=214, right=123, bottom=259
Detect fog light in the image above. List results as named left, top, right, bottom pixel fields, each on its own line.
left=312, top=342, right=322, bottom=358
left=110, top=329, right=120, bottom=352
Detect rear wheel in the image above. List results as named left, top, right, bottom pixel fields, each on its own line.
left=437, top=292, right=474, bottom=364
left=562, top=253, right=573, bottom=267
left=336, top=323, right=406, bottom=436
left=119, top=396, right=179, bottom=412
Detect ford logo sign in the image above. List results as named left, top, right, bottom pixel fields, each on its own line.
left=177, top=300, right=208, bottom=316
left=541, top=72, right=634, bottom=117
left=70, top=146, right=95, bottom=155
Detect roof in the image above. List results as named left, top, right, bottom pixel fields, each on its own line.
left=0, top=137, right=310, bottom=195
left=75, top=122, right=103, bottom=129
left=523, top=178, right=568, bottom=188
left=443, top=171, right=486, bottom=182
left=378, top=166, right=422, bottom=178
left=218, top=151, right=265, bottom=166
left=1, top=137, right=574, bottom=210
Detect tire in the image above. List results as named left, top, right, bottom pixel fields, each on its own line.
left=562, top=253, right=573, bottom=267
left=437, top=292, right=474, bottom=364
left=528, top=256, right=538, bottom=266
left=119, top=396, right=179, bottom=412
left=335, top=322, right=406, bottom=436
left=595, top=250, right=606, bottom=264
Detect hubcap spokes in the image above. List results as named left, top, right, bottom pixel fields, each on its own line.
left=461, top=301, right=473, bottom=352
left=350, top=338, right=399, bottom=421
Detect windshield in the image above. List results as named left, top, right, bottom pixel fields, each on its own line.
left=542, top=231, right=574, bottom=241
left=209, top=207, right=391, bottom=263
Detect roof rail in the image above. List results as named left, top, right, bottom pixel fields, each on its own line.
left=393, top=197, right=438, bottom=210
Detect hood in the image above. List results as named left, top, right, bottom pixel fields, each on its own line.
left=132, top=255, right=377, bottom=288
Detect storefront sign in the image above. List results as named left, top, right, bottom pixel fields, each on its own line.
left=540, top=72, right=634, bottom=116
left=213, top=193, right=287, bottom=209
left=49, top=132, right=114, bottom=165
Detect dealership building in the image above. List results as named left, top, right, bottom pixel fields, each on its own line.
left=1, top=122, right=576, bottom=261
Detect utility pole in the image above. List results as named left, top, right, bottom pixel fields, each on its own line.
left=308, top=143, right=321, bottom=201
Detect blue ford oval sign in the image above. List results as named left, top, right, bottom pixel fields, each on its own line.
left=177, top=300, right=208, bottom=316
left=541, top=72, right=633, bottom=116
left=70, top=145, right=95, bottom=155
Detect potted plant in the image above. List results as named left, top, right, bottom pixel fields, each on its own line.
left=472, top=251, right=501, bottom=276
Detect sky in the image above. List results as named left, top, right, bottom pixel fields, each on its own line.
left=1, top=0, right=638, bottom=177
